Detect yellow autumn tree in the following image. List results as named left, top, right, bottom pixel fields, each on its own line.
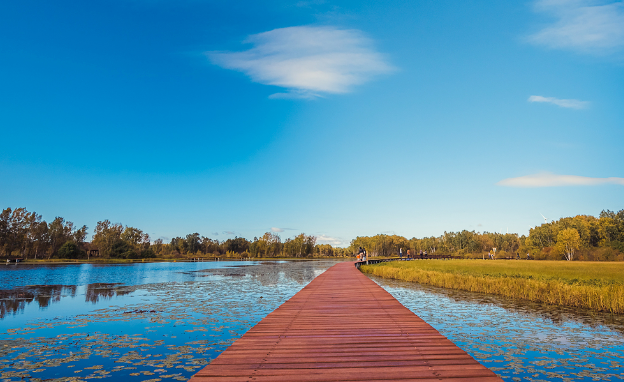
left=555, top=228, right=581, bottom=261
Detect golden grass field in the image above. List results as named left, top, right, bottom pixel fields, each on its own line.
left=360, top=260, right=624, bottom=314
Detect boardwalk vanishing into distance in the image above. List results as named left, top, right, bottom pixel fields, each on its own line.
left=189, top=262, right=502, bottom=382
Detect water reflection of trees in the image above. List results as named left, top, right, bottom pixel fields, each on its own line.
left=200, top=261, right=337, bottom=286
left=0, top=283, right=134, bottom=317
left=0, top=285, right=77, bottom=318
left=85, top=283, right=130, bottom=303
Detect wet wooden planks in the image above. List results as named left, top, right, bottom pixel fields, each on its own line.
left=189, top=262, right=502, bottom=382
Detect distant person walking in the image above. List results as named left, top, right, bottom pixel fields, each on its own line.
left=399, top=248, right=403, bottom=259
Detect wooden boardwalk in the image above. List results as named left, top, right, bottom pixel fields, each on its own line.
left=189, top=262, right=502, bottom=382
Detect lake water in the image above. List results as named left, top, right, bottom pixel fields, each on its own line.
left=1, top=261, right=623, bottom=382
left=371, top=276, right=624, bottom=382
left=0, top=260, right=340, bottom=381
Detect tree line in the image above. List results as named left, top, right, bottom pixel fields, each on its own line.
left=348, top=209, right=624, bottom=261
left=348, top=231, right=522, bottom=258
left=155, top=232, right=325, bottom=258
left=0, top=208, right=87, bottom=259
left=0, top=207, right=346, bottom=259
left=2, top=206, right=623, bottom=261
left=525, top=209, right=624, bottom=261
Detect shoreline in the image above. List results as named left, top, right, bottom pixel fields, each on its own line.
left=5, top=257, right=352, bottom=265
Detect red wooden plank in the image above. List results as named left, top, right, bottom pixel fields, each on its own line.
left=189, top=262, right=502, bottom=381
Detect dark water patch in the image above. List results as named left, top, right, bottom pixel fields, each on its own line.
left=85, top=283, right=129, bottom=304
left=0, top=283, right=137, bottom=319
left=0, top=285, right=78, bottom=319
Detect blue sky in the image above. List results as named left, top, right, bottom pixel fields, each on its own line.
left=1, top=0, right=623, bottom=246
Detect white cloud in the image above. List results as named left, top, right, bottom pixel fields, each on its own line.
left=528, top=95, right=589, bottom=108
left=529, top=0, right=624, bottom=54
left=497, top=172, right=624, bottom=187
left=207, top=26, right=394, bottom=98
left=271, top=227, right=297, bottom=232
left=316, top=235, right=344, bottom=246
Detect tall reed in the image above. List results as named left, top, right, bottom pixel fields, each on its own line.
left=360, top=263, right=624, bottom=314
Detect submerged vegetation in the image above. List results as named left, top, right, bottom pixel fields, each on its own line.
left=361, top=260, right=624, bottom=314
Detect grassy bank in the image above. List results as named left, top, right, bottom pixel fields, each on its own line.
left=360, top=260, right=624, bottom=314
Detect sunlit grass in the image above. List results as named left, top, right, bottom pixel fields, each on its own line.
left=360, top=260, right=624, bottom=314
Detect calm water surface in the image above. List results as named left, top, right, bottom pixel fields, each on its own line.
left=371, top=275, right=624, bottom=382
left=0, top=260, right=340, bottom=381
left=2, top=261, right=624, bottom=382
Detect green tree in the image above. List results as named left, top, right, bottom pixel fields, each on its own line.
left=121, top=227, right=148, bottom=247
left=140, top=248, right=156, bottom=258
left=0, top=207, right=34, bottom=256
left=109, top=239, right=136, bottom=259
left=254, top=232, right=282, bottom=257
left=92, top=220, right=123, bottom=258
left=46, top=217, right=77, bottom=258
left=184, top=233, right=201, bottom=254
left=58, top=241, right=84, bottom=259
left=121, top=226, right=150, bottom=257
left=29, top=220, right=49, bottom=259
left=201, top=236, right=220, bottom=255
left=223, top=236, right=250, bottom=254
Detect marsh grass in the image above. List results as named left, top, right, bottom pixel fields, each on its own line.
left=360, top=260, right=624, bottom=314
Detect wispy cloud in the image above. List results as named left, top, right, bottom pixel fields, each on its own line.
left=271, top=227, right=296, bottom=233
left=498, top=172, right=624, bottom=187
left=268, top=91, right=318, bottom=100
left=207, top=26, right=394, bottom=98
left=222, top=231, right=235, bottom=235
left=316, top=235, right=344, bottom=246
left=528, top=0, right=624, bottom=54
left=528, top=95, right=589, bottom=108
